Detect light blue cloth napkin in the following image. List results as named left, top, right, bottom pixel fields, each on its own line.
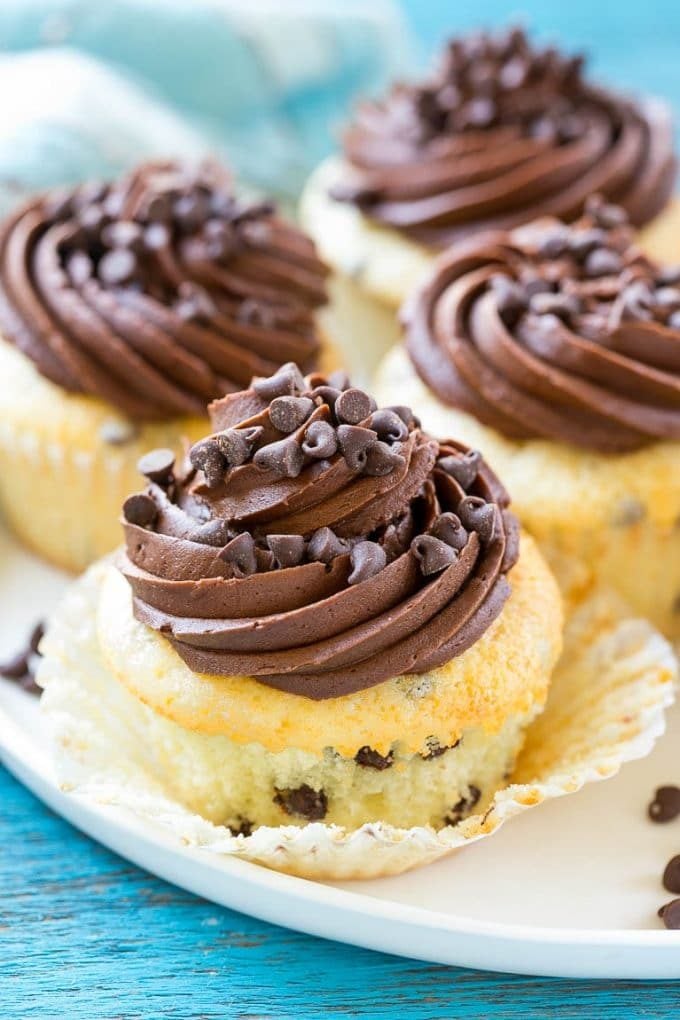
left=0, top=0, right=410, bottom=209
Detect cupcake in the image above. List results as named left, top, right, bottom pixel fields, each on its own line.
left=0, top=159, right=330, bottom=572
left=38, top=367, right=678, bottom=879
left=376, top=197, right=680, bottom=638
left=300, top=27, right=677, bottom=378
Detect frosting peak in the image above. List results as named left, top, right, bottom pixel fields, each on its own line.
left=120, top=366, right=519, bottom=699
left=405, top=197, right=680, bottom=453
left=0, top=160, right=328, bottom=420
left=332, top=28, right=676, bottom=245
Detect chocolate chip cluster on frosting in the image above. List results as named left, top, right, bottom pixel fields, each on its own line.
left=120, top=365, right=519, bottom=699
left=332, top=27, right=675, bottom=245
left=406, top=196, right=680, bottom=453
left=0, top=160, right=328, bottom=420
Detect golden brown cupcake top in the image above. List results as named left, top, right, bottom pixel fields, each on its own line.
left=332, top=28, right=676, bottom=246
left=405, top=196, right=680, bottom=453
left=0, top=160, right=328, bottom=420
left=120, top=365, right=519, bottom=699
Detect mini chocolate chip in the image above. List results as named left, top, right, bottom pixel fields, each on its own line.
left=98, top=248, right=137, bottom=286
left=143, top=222, right=171, bottom=251
left=444, top=785, right=482, bottom=826
left=585, top=195, right=628, bottom=229
left=386, top=405, right=420, bottom=429
left=307, top=527, right=349, bottom=564
left=101, top=220, right=143, bottom=251
left=302, top=420, right=338, bottom=459
left=355, top=746, right=394, bottom=770
left=648, top=786, right=680, bottom=823
left=137, top=448, right=175, bottom=485
left=663, top=855, right=680, bottom=895
left=658, top=899, right=680, bottom=930
left=490, top=274, right=527, bottom=326
left=524, top=277, right=554, bottom=299
left=537, top=229, right=568, bottom=259
left=337, top=425, right=377, bottom=472
left=219, top=533, right=257, bottom=577
left=269, top=395, right=315, bottom=434
left=657, top=265, right=680, bottom=287
left=190, top=438, right=227, bottom=488
left=430, top=512, right=468, bottom=550
left=267, top=534, right=306, bottom=568
left=310, top=385, right=342, bottom=409
left=67, top=251, right=93, bottom=286
left=252, top=362, right=306, bottom=400
left=122, top=493, right=157, bottom=528
left=411, top=535, right=457, bottom=576
left=364, top=440, right=405, bottom=477
left=568, top=227, right=607, bottom=260
left=253, top=436, right=304, bottom=478
left=583, top=247, right=623, bottom=278
left=78, top=203, right=106, bottom=236
left=274, top=784, right=328, bottom=821
left=348, top=541, right=386, bottom=585
left=458, top=496, right=497, bottom=543
left=174, top=191, right=210, bottom=232
left=327, top=369, right=351, bottom=391
left=29, top=622, right=45, bottom=655
left=437, top=449, right=481, bottom=489
left=369, top=409, right=409, bottom=443
left=334, top=388, right=374, bottom=425
left=463, top=96, right=496, bottom=128
left=655, top=286, right=680, bottom=309
left=0, top=650, right=30, bottom=679
left=529, top=291, right=582, bottom=318
left=214, top=426, right=263, bottom=467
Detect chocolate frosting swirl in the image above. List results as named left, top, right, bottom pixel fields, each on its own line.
left=332, top=28, right=676, bottom=246
left=119, top=365, right=519, bottom=699
left=405, top=197, right=680, bottom=453
left=0, top=161, right=328, bottom=420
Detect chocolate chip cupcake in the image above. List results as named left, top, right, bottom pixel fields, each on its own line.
left=300, top=27, right=677, bottom=378
left=376, top=197, right=680, bottom=637
left=0, top=160, right=330, bottom=571
left=39, top=365, right=563, bottom=844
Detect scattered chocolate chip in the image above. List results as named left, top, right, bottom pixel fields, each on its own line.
left=411, top=535, right=457, bottom=576
left=98, top=419, right=139, bottom=446
left=348, top=541, right=386, bottom=585
left=430, top=512, right=468, bottom=550
left=537, top=229, right=568, bottom=259
left=663, top=855, right=680, bottom=895
left=143, top=222, right=171, bottom=251
left=98, top=248, right=137, bottom=286
left=658, top=899, right=680, bottom=930
left=122, top=493, right=157, bottom=528
left=369, top=409, right=409, bottom=443
left=437, top=449, right=481, bottom=489
left=137, top=448, right=175, bottom=485
left=337, top=425, right=377, bottom=472
left=523, top=276, right=554, bottom=299
left=101, top=219, right=143, bottom=251
left=334, top=387, right=375, bottom=425
left=529, top=291, right=582, bottom=318
left=253, top=363, right=305, bottom=399
left=269, top=395, right=315, bottom=434
left=190, top=438, right=227, bottom=488
left=355, top=746, right=394, bottom=770
left=458, top=496, right=497, bottom=543
left=219, top=533, right=258, bottom=577
left=654, top=286, right=680, bottom=309
left=66, top=251, right=93, bottom=286
left=301, top=420, right=338, bottom=459
left=174, top=191, right=209, bottom=233
left=0, top=649, right=29, bottom=679
left=585, top=195, right=628, bottom=229
left=267, top=534, right=306, bottom=568
left=583, top=247, right=623, bottom=278
left=444, top=785, right=482, bottom=826
left=307, top=527, right=348, bottom=564
left=0, top=620, right=45, bottom=696
left=364, top=440, right=405, bottom=477
left=648, top=786, right=680, bottom=823
left=214, top=426, right=263, bottom=466
left=253, top=436, right=304, bottom=478
left=274, top=784, right=328, bottom=821
left=490, top=274, right=527, bottom=326
left=568, top=227, right=607, bottom=260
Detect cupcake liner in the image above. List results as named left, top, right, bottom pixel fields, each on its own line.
left=38, top=558, right=677, bottom=880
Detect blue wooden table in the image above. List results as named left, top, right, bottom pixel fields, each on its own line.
left=3, top=3, right=680, bottom=1016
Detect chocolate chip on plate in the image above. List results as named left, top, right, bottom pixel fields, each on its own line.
left=648, top=786, right=680, bottom=823
left=663, top=855, right=680, bottom=895
left=658, top=899, right=680, bottom=930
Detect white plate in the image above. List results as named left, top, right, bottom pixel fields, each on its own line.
left=1, top=525, right=679, bottom=979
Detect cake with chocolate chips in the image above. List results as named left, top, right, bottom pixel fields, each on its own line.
left=0, top=159, right=330, bottom=571
left=64, top=364, right=564, bottom=834
left=300, top=26, right=677, bottom=375
left=375, top=196, right=680, bottom=637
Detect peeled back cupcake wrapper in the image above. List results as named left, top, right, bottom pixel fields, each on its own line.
left=38, top=559, right=676, bottom=880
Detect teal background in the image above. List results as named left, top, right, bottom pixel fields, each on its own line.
left=3, top=2, right=680, bottom=1016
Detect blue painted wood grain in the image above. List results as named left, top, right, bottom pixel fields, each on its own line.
left=1, top=766, right=679, bottom=1019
